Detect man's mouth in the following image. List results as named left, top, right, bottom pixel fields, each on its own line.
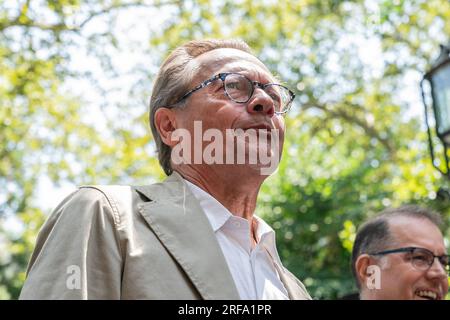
left=242, top=123, right=273, bottom=131
left=415, top=289, right=439, bottom=300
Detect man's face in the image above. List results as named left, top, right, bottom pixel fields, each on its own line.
left=367, top=217, right=448, bottom=300
left=172, top=48, right=285, bottom=175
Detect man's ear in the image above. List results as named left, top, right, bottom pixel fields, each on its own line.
left=355, top=254, right=373, bottom=288
left=154, top=107, right=178, bottom=148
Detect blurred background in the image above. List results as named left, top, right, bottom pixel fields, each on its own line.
left=1, top=0, right=450, bottom=299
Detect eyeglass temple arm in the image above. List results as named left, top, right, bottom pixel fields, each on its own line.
left=178, top=75, right=222, bottom=102
left=369, top=247, right=415, bottom=256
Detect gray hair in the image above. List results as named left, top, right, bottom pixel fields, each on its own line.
left=351, top=205, right=443, bottom=289
left=149, top=39, right=252, bottom=175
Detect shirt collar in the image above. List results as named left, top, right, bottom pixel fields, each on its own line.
left=253, top=215, right=284, bottom=266
left=184, top=179, right=232, bottom=232
left=184, top=179, right=283, bottom=264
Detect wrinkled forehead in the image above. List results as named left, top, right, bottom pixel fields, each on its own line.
left=189, top=48, right=275, bottom=82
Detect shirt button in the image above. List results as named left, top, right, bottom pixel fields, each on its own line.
left=233, top=221, right=240, bottom=228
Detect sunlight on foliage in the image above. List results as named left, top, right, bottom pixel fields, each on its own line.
left=1, top=0, right=450, bottom=299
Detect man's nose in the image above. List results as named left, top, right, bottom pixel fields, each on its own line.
left=246, top=88, right=275, bottom=117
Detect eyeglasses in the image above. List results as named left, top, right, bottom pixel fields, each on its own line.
left=175, top=72, right=295, bottom=115
left=369, top=247, right=450, bottom=275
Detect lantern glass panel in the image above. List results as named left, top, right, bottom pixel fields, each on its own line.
left=431, top=62, right=450, bottom=137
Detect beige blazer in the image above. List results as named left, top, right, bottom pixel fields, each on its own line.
left=20, top=172, right=311, bottom=300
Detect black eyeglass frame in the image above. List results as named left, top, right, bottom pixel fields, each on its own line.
left=174, top=72, right=295, bottom=115
left=369, top=246, right=450, bottom=274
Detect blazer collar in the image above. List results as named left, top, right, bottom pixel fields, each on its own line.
left=272, top=261, right=311, bottom=300
left=135, top=172, right=240, bottom=300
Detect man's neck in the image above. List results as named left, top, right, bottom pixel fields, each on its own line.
left=175, top=166, right=263, bottom=221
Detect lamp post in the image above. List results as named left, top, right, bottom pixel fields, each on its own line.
left=421, top=44, right=450, bottom=180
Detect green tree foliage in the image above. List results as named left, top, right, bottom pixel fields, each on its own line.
left=1, top=0, right=450, bottom=299
left=0, top=0, right=164, bottom=298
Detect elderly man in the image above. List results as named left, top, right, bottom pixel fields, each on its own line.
left=352, top=205, right=449, bottom=300
left=20, top=39, right=311, bottom=299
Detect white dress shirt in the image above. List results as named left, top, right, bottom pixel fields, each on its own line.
left=184, top=180, right=289, bottom=300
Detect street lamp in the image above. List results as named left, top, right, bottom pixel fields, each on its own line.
left=421, top=44, right=450, bottom=179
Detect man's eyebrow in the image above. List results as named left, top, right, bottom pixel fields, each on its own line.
left=222, top=69, right=277, bottom=83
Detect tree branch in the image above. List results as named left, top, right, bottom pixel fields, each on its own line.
left=303, top=101, right=396, bottom=156
left=77, top=0, right=181, bottom=30
left=0, top=1, right=181, bottom=33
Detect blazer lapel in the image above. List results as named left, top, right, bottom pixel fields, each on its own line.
left=135, top=173, right=240, bottom=300
left=272, top=262, right=311, bottom=300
